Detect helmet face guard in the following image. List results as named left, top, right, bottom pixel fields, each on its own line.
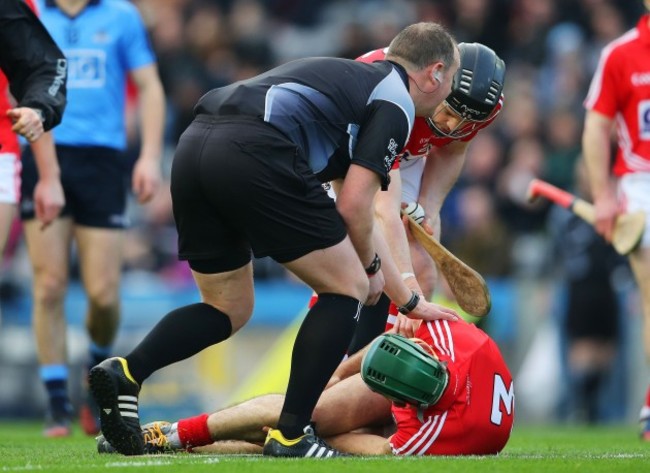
left=361, top=334, right=449, bottom=408
left=426, top=101, right=497, bottom=139
left=427, top=42, right=505, bottom=139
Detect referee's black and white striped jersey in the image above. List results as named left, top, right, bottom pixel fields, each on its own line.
left=194, top=57, right=414, bottom=189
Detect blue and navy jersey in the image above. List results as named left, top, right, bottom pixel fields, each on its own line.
left=195, top=57, right=415, bottom=188
left=37, top=0, right=155, bottom=150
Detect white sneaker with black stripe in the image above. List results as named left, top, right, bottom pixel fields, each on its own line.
left=89, top=357, right=143, bottom=455
left=262, top=424, right=349, bottom=458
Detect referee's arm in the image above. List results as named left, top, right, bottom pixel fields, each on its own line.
left=0, top=0, right=67, bottom=131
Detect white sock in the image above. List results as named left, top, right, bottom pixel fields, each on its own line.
left=166, top=422, right=183, bottom=449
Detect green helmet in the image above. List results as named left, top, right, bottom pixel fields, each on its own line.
left=361, top=333, right=449, bottom=408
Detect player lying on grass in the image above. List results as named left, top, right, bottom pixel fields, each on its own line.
left=96, top=317, right=514, bottom=456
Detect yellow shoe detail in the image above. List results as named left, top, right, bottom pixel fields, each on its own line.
left=116, top=357, right=139, bottom=387
left=265, top=428, right=305, bottom=447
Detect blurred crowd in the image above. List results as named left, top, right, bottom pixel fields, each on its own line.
left=119, top=0, right=644, bottom=284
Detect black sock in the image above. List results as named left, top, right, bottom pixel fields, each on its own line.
left=277, top=293, right=361, bottom=439
left=347, top=293, right=390, bottom=355
left=45, top=379, right=72, bottom=419
left=572, top=368, right=604, bottom=424
left=582, top=370, right=604, bottom=424
left=125, top=303, right=233, bottom=384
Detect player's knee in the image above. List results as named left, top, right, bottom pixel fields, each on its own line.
left=33, top=273, right=67, bottom=306
left=207, top=301, right=252, bottom=334
left=86, top=284, right=120, bottom=313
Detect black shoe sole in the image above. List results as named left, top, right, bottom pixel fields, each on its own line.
left=89, top=365, right=144, bottom=456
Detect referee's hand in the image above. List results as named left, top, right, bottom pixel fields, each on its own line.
left=7, top=107, right=44, bottom=142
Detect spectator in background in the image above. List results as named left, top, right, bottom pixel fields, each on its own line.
left=448, top=184, right=512, bottom=278
left=548, top=158, right=624, bottom=423
left=496, top=136, right=548, bottom=235
left=20, top=0, right=165, bottom=438
left=582, top=0, right=650, bottom=440
left=504, top=0, right=557, bottom=67
left=442, top=129, right=505, bottom=238
left=448, top=0, right=508, bottom=54
left=542, top=106, right=583, bottom=190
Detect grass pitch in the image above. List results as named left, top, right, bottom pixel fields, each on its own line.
left=0, top=421, right=648, bottom=472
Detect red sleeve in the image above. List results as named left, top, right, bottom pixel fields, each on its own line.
left=584, top=45, right=621, bottom=118
left=355, top=48, right=389, bottom=64
left=24, top=0, right=38, bottom=14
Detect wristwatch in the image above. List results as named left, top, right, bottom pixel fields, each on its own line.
left=365, top=253, right=381, bottom=276
left=398, top=291, right=420, bottom=314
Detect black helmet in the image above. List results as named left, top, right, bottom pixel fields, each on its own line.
left=427, top=42, right=506, bottom=138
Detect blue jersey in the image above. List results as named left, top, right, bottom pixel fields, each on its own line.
left=37, top=0, right=155, bottom=149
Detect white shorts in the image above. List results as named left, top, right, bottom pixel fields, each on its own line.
left=0, top=152, right=21, bottom=204
left=619, top=172, right=650, bottom=248
left=325, top=156, right=426, bottom=205
left=399, top=157, right=425, bottom=204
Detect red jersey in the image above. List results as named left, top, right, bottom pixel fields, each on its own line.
left=584, top=14, right=650, bottom=175
left=0, top=72, right=19, bottom=154
left=389, top=319, right=514, bottom=455
left=356, top=48, right=503, bottom=170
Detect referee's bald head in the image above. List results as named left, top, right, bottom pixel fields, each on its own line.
left=386, top=22, right=457, bottom=72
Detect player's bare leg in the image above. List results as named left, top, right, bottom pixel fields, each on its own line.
left=75, top=226, right=123, bottom=434
left=205, top=374, right=390, bottom=444
left=313, top=374, right=393, bottom=436
left=111, top=372, right=393, bottom=454
left=207, top=394, right=284, bottom=444
left=24, top=217, right=74, bottom=436
left=0, top=202, right=14, bottom=255
left=326, top=431, right=393, bottom=455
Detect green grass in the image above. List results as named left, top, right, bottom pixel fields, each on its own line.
left=0, top=422, right=648, bottom=472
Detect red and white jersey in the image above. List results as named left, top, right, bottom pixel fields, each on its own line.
left=356, top=48, right=503, bottom=170
left=0, top=72, right=19, bottom=156
left=389, top=319, right=514, bottom=456
left=584, top=14, right=650, bottom=176
left=0, top=0, right=39, bottom=203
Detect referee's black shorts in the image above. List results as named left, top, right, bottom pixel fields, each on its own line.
left=171, top=115, right=347, bottom=273
left=565, top=280, right=619, bottom=342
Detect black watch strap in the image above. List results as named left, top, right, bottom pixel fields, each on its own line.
left=365, top=253, right=381, bottom=276
left=398, top=291, right=420, bottom=314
